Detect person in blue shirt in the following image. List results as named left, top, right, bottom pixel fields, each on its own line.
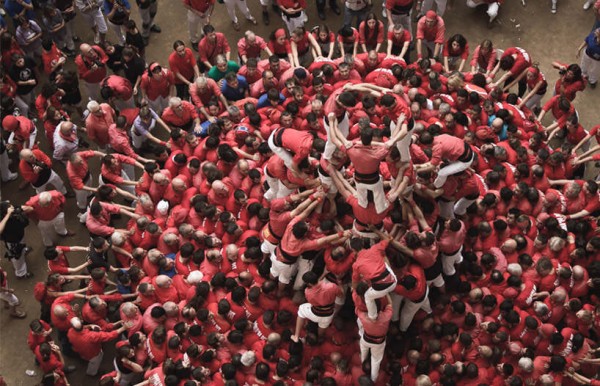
left=257, top=88, right=285, bottom=108
left=577, top=27, right=600, bottom=88
left=4, top=0, right=35, bottom=21
left=103, top=0, right=131, bottom=45
left=221, top=72, right=249, bottom=102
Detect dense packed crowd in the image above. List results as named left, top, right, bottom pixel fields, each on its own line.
left=1, top=0, right=600, bottom=385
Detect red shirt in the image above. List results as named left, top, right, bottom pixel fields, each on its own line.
left=429, top=134, right=467, bottom=166
left=183, top=0, right=214, bottom=12
left=501, top=47, right=532, bottom=77
left=416, top=15, right=446, bottom=43
left=237, top=36, right=268, bottom=59
left=67, top=327, right=120, bottom=360
left=352, top=240, right=394, bottom=283
left=190, top=78, right=222, bottom=108
left=305, top=281, right=342, bottom=307
left=345, top=142, right=389, bottom=175
left=358, top=20, right=385, bottom=47
left=161, top=101, right=198, bottom=127
left=168, top=48, right=197, bottom=84
left=140, top=69, right=176, bottom=101
left=276, top=128, right=314, bottom=164
left=198, top=33, right=231, bottom=64
left=85, top=103, right=115, bottom=147
left=102, top=75, right=133, bottom=100
left=66, top=150, right=96, bottom=190
left=357, top=303, right=392, bottom=338
left=25, top=190, right=65, bottom=221
left=278, top=217, right=320, bottom=261
left=75, top=46, right=108, bottom=84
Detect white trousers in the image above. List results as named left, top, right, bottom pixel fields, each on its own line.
left=0, top=150, right=13, bottom=182
left=269, top=253, right=298, bottom=284
left=100, top=170, right=135, bottom=195
left=364, top=265, right=397, bottom=319
left=223, top=0, right=253, bottom=23
left=323, top=113, right=349, bottom=160
left=187, top=10, right=210, bottom=43
left=466, top=0, right=499, bottom=20
left=453, top=197, right=476, bottom=216
left=441, top=246, right=463, bottom=275
left=359, top=337, right=386, bottom=382
left=10, top=244, right=29, bottom=277
left=107, top=20, right=126, bottom=45
left=263, top=165, right=294, bottom=200
left=75, top=175, right=93, bottom=210
left=268, top=130, right=295, bottom=170
left=14, top=96, right=30, bottom=118
left=34, top=170, right=67, bottom=195
left=38, top=212, right=68, bottom=247
left=581, top=52, right=600, bottom=85
left=433, top=156, right=474, bottom=188
left=524, top=93, right=544, bottom=110
left=282, top=12, right=306, bottom=35
left=293, top=257, right=314, bottom=290
left=87, top=350, right=104, bottom=376
left=395, top=123, right=413, bottom=162
left=390, top=13, right=412, bottom=37
left=80, top=10, right=108, bottom=34
left=391, top=289, right=432, bottom=331
left=421, top=0, right=448, bottom=16
left=356, top=178, right=389, bottom=214
left=297, top=303, right=334, bottom=328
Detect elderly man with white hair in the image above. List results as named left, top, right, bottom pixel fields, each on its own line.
left=67, top=316, right=130, bottom=376
left=161, top=96, right=202, bottom=133
left=22, top=190, right=74, bottom=247
left=53, top=121, right=87, bottom=163
left=85, top=100, right=115, bottom=149
left=19, top=149, right=68, bottom=195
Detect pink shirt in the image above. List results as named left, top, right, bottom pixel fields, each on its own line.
left=430, top=134, right=467, bottom=166
left=85, top=104, right=115, bottom=147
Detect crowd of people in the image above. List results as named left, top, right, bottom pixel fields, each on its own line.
left=1, top=0, right=600, bottom=385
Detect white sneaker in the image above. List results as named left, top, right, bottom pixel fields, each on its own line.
left=2, top=172, right=17, bottom=182
left=583, top=0, right=593, bottom=9
left=94, top=32, right=100, bottom=44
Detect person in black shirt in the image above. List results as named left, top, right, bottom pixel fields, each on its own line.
left=122, top=45, right=146, bottom=105
left=8, top=54, right=37, bottom=114
left=0, top=202, right=33, bottom=279
left=88, top=236, right=118, bottom=273
left=125, top=20, right=145, bottom=57
left=104, top=41, right=125, bottom=73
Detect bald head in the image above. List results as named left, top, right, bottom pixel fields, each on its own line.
left=163, top=301, right=178, bottom=315
left=172, top=177, right=186, bottom=191
left=70, top=317, right=83, bottom=331
left=415, top=375, right=432, bottom=386
left=573, top=265, right=585, bottom=280
left=267, top=332, right=281, bottom=345
left=59, top=121, right=74, bottom=134
left=19, top=148, right=34, bottom=161
left=155, top=275, right=171, bottom=288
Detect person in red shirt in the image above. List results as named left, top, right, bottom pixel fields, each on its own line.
left=19, top=149, right=68, bottom=196
left=415, top=132, right=475, bottom=188
left=356, top=294, right=392, bottom=382
left=415, top=11, right=445, bottom=60
left=85, top=100, right=116, bottom=149
left=267, top=126, right=325, bottom=174
left=352, top=239, right=398, bottom=320
left=443, top=33, right=469, bottom=73
left=22, top=190, right=73, bottom=247
left=190, top=75, right=229, bottom=121
left=278, top=0, right=307, bottom=35
left=291, top=271, right=343, bottom=341
left=66, top=150, right=104, bottom=217
left=100, top=74, right=134, bottom=110
left=329, top=113, right=407, bottom=214
left=161, top=96, right=201, bottom=133
left=67, top=317, right=130, bottom=376
left=237, top=30, right=272, bottom=64
left=74, top=43, right=108, bottom=100
left=387, top=23, right=411, bottom=59
left=490, top=46, right=532, bottom=97
left=358, top=13, right=384, bottom=53
left=198, top=25, right=232, bottom=69
left=3, top=114, right=37, bottom=150
left=169, top=40, right=200, bottom=99
left=140, top=62, right=176, bottom=114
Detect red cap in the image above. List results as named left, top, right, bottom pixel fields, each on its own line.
left=115, top=340, right=129, bottom=349
left=2, top=116, right=18, bottom=132
left=426, top=10, right=437, bottom=19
